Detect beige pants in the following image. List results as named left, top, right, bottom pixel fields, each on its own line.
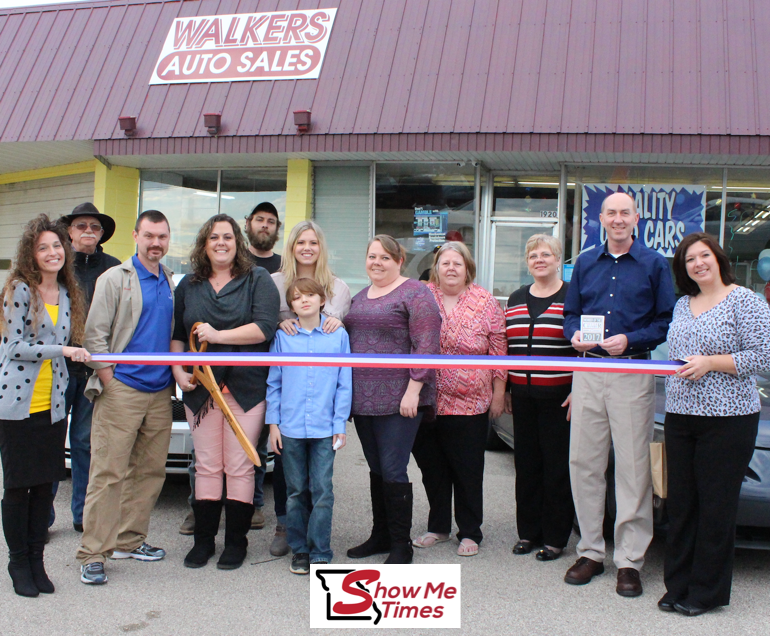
left=569, top=371, right=654, bottom=570
left=76, top=379, right=173, bottom=565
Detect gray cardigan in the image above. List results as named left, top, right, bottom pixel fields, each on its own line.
left=0, top=282, right=71, bottom=422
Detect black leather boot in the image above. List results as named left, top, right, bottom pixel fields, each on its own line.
left=27, top=485, right=54, bottom=593
left=347, top=472, right=391, bottom=558
left=383, top=482, right=414, bottom=565
left=217, top=500, right=253, bottom=570
left=2, top=499, right=39, bottom=597
left=184, top=500, right=222, bottom=568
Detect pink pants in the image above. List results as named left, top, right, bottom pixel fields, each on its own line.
left=185, top=395, right=265, bottom=504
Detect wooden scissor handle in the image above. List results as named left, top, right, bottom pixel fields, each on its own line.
left=185, top=322, right=260, bottom=467
left=188, top=322, right=207, bottom=386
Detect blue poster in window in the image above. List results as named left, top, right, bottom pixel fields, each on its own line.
left=414, top=208, right=448, bottom=243
left=581, top=184, right=706, bottom=258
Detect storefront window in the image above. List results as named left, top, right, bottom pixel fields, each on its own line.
left=724, top=169, right=770, bottom=294
left=220, top=168, right=287, bottom=254
left=140, top=168, right=287, bottom=275
left=492, top=175, right=573, bottom=262
left=375, top=163, right=476, bottom=280
left=140, top=170, right=219, bottom=274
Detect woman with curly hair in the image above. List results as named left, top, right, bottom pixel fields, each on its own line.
left=0, top=214, right=89, bottom=597
left=170, top=214, right=279, bottom=570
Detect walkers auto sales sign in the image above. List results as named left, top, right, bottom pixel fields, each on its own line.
left=150, top=9, right=337, bottom=84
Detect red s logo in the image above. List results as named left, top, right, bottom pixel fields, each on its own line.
left=332, top=570, right=380, bottom=615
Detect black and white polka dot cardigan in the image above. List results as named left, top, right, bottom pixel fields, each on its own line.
left=0, top=282, right=71, bottom=423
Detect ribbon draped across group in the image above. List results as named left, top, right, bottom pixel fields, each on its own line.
left=91, top=353, right=684, bottom=375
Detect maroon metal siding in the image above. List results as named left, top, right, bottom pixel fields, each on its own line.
left=1, top=0, right=770, bottom=142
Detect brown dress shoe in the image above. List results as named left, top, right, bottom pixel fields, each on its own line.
left=616, top=568, right=643, bottom=597
left=564, top=557, right=605, bottom=585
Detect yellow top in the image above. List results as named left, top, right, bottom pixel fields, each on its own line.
left=29, top=303, right=59, bottom=414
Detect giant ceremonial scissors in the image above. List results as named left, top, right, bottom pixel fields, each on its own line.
left=188, top=322, right=260, bottom=467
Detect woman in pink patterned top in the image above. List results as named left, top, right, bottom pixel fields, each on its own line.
left=411, top=242, right=506, bottom=557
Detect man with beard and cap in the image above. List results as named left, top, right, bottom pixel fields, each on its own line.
left=54, top=203, right=120, bottom=533
left=246, top=202, right=282, bottom=274
left=178, top=201, right=286, bottom=548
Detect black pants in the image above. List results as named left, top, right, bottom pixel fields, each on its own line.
left=411, top=413, right=488, bottom=543
left=512, top=393, right=574, bottom=548
left=355, top=412, right=423, bottom=483
left=664, top=412, right=758, bottom=608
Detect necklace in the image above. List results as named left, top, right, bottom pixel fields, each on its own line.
left=210, top=273, right=231, bottom=291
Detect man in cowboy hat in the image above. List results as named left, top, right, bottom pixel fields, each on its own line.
left=55, top=203, right=120, bottom=533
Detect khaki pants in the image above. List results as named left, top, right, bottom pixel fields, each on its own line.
left=76, top=379, right=173, bottom=565
left=569, top=371, right=654, bottom=570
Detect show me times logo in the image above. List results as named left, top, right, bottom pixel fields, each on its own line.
left=310, top=565, right=461, bottom=629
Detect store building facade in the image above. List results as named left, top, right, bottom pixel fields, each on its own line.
left=2, top=0, right=770, bottom=300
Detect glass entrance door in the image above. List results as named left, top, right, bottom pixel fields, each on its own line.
left=489, top=221, right=557, bottom=305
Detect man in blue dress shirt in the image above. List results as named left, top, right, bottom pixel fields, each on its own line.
left=562, top=192, right=675, bottom=597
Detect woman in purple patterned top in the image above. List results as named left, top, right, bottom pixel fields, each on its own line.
left=344, top=235, right=441, bottom=565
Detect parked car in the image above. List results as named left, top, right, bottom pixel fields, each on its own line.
left=491, top=350, right=770, bottom=548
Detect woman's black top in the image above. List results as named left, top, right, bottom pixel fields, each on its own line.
left=173, top=266, right=280, bottom=415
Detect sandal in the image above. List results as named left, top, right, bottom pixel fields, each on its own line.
left=457, top=539, right=478, bottom=557
left=412, top=532, right=451, bottom=548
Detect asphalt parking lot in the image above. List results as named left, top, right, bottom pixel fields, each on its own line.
left=2, top=428, right=770, bottom=636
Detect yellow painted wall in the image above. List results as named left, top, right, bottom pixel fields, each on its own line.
left=0, top=161, right=96, bottom=185
left=93, top=163, right=140, bottom=261
left=284, top=159, right=313, bottom=236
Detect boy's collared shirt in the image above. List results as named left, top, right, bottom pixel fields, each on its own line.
left=266, top=314, right=352, bottom=438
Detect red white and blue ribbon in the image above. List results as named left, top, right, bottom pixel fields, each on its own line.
left=91, top=353, right=683, bottom=375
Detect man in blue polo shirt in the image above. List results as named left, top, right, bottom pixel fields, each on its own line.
left=563, top=192, right=675, bottom=598
left=77, top=210, right=175, bottom=586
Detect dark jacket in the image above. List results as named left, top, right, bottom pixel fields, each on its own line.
left=173, top=266, right=280, bottom=416
left=67, top=246, right=120, bottom=376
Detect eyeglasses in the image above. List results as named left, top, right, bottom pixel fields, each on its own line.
left=73, top=222, right=103, bottom=232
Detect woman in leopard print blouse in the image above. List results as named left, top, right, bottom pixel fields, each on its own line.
left=661, top=233, right=770, bottom=617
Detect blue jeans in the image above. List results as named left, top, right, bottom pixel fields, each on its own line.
left=52, top=372, right=93, bottom=525
left=354, top=412, right=423, bottom=483
left=281, top=436, right=335, bottom=563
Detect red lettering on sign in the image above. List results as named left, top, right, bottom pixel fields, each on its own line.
left=238, top=15, right=268, bottom=46
left=223, top=17, right=240, bottom=46
left=156, top=45, right=321, bottom=81
left=174, top=19, right=209, bottom=49
left=194, top=18, right=223, bottom=48
left=262, top=13, right=288, bottom=44
left=305, top=11, right=329, bottom=43
left=282, top=13, right=308, bottom=43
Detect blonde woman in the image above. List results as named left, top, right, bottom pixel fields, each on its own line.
left=272, top=220, right=351, bottom=335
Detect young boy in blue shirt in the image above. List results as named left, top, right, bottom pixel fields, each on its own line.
left=266, top=278, right=352, bottom=575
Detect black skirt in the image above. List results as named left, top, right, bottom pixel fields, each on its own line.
left=0, top=411, right=67, bottom=489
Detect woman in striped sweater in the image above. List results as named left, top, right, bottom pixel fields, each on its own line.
left=505, top=234, right=577, bottom=562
